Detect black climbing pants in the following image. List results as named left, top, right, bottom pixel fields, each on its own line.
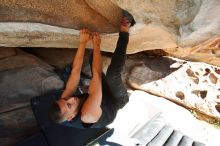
left=105, top=32, right=129, bottom=109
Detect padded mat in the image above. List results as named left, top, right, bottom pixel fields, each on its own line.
left=87, top=114, right=205, bottom=146
left=31, top=90, right=108, bottom=146
left=14, top=133, right=48, bottom=146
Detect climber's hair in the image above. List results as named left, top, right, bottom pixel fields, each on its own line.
left=48, top=101, right=65, bottom=123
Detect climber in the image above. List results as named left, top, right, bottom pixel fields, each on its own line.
left=48, top=13, right=136, bottom=128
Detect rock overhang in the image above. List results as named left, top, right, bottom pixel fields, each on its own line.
left=1, top=0, right=220, bottom=66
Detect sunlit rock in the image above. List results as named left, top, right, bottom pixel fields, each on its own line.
left=0, top=0, right=220, bottom=65
left=127, top=57, right=220, bottom=121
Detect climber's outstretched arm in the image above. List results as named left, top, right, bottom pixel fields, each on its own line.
left=61, top=29, right=90, bottom=98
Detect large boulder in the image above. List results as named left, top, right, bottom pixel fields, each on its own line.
left=0, top=0, right=220, bottom=65
left=127, top=57, right=220, bottom=121
left=0, top=48, right=64, bottom=114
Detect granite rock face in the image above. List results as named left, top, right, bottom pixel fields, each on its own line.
left=0, top=0, right=121, bottom=32
left=0, top=0, right=220, bottom=65
left=127, top=57, right=220, bottom=121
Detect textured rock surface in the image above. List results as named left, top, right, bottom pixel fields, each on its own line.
left=0, top=47, right=16, bottom=59
left=1, top=0, right=220, bottom=65
left=0, top=49, right=64, bottom=113
left=166, top=36, right=220, bottom=67
left=127, top=57, right=220, bottom=121
left=0, top=49, right=52, bottom=71
left=23, top=48, right=76, bottom=68
left=0, top=0, right=121, bottom=32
